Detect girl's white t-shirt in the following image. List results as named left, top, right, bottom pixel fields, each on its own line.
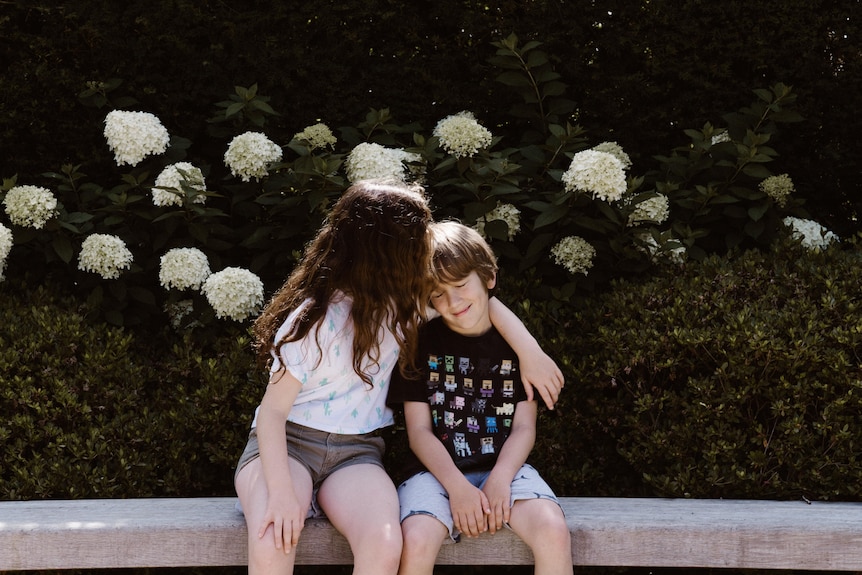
left=252, top=293, right=397, bottom=434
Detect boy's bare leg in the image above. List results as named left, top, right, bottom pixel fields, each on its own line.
left=398, top=513, right=449, bottom=575
left=507, top=499, right=573, bottom=575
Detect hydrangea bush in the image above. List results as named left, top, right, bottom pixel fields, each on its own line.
left=0, top=35, right=828, bottom=328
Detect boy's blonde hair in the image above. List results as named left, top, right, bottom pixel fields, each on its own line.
left=429, top=221, right=498, bottom=287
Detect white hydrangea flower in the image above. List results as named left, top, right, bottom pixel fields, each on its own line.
left=551, top=236, right=597, bottom=276
left=159, top=247, right=211, bottom=291
left=474, top=203, right=521, bottom=241
left=3, top=185, right=58, bottom=229
left=783, top=216, right=838, bottom=250
left=344, top=142, right=421, bottom=183
left=433, top=111, right=493, bottom=158
left=561, top=149, right=627, bottom=203
left=635, top=231, right=686, bottom=265
left=0, top=223, right=12, bottom=282
left=78, top=233, right=134, bottom=279
left=592, top=141, right=632, bottom=170
left=224, top=132, right=283, bottom=182
left=628, top=194, right=670, bottom=226
left=711, top=131, right=731, bottom=145
left=293, top=123, right=337, bottom=151
left=153, top=162, right=207, bottom=207
left=104, top=110, right=170, bottom=166
left=202, top=267, right=265, bottom=321
left=165, top=299, right=197, bottom=330
left=759, top=174, right=794, bottom=208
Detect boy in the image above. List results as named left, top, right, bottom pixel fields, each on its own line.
left=388, top=221, right=573, bottom=575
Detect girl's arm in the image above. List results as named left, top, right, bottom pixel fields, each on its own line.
left=489, top=297, right=564, bottom=409
left=255, top=368, right=306, bottom=552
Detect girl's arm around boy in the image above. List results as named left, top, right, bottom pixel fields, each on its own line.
left=488, top=298, right=564, bottom=410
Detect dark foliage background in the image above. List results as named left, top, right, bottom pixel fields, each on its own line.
left=2, top=0, right=859, bottom=232
left=2, top=3, right=860, bottom=574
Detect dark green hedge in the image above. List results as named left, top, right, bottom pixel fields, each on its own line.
left=532, top=235, right=862, bottom=501
left=0, top=279, right=263, bottom=499
left=2, top=0, right=859, bottom=234
left=5, top=234, right=861, bottom=503
left=5, top=240, right=861, bottom=575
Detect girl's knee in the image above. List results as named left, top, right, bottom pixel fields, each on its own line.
left=247, top=535, right=297, bottom=573
left=349, top=519, right=403, bottom=568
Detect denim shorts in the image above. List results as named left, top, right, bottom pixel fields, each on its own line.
left=235, top=421, right=386, bottom=517
left=397, top=463, right=559, bottom=541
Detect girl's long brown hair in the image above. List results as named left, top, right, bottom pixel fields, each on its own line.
left=253, top=180, right=433, bottom=386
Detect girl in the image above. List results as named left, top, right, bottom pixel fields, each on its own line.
left=234, top=180, right=562, bottom=575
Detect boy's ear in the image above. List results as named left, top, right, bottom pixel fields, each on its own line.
left=486, top=272, right=497, bottom=291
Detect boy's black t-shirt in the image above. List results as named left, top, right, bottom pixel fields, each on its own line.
left=388, top=317, right=528, bottom=476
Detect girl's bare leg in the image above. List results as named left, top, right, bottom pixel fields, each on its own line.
left=317, top=463, right=403, bottom=575
left=235, top=457, right=314, bottom=575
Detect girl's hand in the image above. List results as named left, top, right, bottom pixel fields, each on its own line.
left=519, top=350, right=564, bottom=410
left=259, top=488, right=307, bottom=553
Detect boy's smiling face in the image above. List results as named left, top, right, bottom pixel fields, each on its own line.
left=430, top=270, right=496, bottom=336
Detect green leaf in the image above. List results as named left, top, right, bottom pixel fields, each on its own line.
left=542, top=81, right=568, bottom=98
left=52, top=235, right=73, bottom=263
left=523, top=233, right=555, bottom=262
left=747, top=204, right=770, bottom=222
left=248, top=100, right=278, bottom=115
left=464, top=201, right=492, bottom=222
left=225, top=102, right=245, bottom=118
left=742, top=163, right=772, bottom=179
left=753, top=88, right=773, bottom=103
left=127, top=286, right=156, bottom=307
left=484, top=219, right=510, bottom=242
left=534, top=206, right=569, bottom=229
left=495, top=71, right=532, bottom=87
left=64, top=212, right=95, bottom=224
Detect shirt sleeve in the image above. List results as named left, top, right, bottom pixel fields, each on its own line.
left=387, top=363, right=429, bottom=406
left=387, top=327, right=433, bottom=406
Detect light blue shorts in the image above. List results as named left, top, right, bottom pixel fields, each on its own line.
left=397, top=463, right=559, bottom=541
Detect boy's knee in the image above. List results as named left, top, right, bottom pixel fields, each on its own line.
left=513, top=500, right=569, bottom=534
left=402, top=515, right=447, bottom=557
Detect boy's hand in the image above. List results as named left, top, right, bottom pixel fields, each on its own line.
left=448, top=481, right=491, bottom=538
left=481, top=475, right=512, bottom=534
left=520, top=350, right=564, bottom=410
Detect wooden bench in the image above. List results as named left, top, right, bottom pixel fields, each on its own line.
left=2, top=497, right=862, bottom=571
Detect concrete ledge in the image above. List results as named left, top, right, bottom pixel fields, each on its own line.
left=2, top=497, right=862, bottom=571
